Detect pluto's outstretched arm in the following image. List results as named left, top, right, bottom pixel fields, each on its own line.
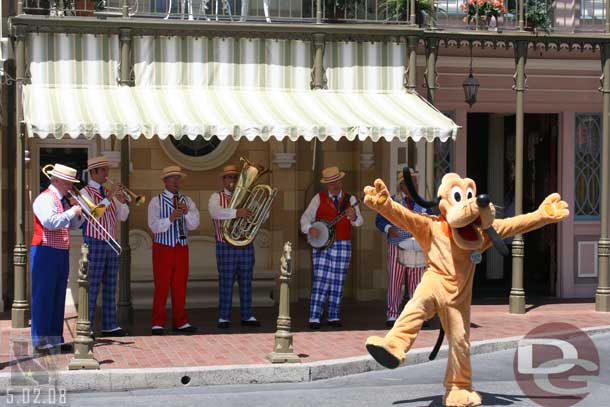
left=364, top=179, right=432, bottom=243
left=492, top=193, right=569, bottom=240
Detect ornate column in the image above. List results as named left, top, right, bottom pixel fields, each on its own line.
left=311, top=33, right=326, bottom=191
left=117, top=29, right=134, bottom=325
left=596, top=43, right=610, bottom=312
left=11, top=25, right=28, bottom=328
left=509, top=40, right=528, bottom=315
left=404, top=36, right=418, bottom=94
left=518, top=0, right=525, bottom=31
left=409, top=0, right=416, bottom=26
left=424, top=38, right=438, bottom=200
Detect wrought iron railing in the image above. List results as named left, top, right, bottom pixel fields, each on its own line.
left=18, top=0, right=608, bottom=33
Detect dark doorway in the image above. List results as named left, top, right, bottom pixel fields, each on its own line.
left=467, top=113, right=559, bottom=299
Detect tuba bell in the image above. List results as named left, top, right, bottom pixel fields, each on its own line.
left=222, top=157, right=278, bottom=247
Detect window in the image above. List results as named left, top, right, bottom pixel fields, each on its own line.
left=581, top=0, right=606, bottom=19
left=574, top=113, right=601, bottom=218
left=38, top=147, right=89, bottom=192
left=170, top=136, right=222, bottom=157
left=160, top=136, right=239, bottom=171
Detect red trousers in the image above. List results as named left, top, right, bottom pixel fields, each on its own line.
left=152, top=243, right=189, bottom=328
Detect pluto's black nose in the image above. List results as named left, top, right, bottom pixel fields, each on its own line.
left=476, top=194, right=490, bottom=208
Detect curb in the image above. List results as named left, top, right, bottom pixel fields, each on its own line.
left=2, top=325, right=609, bottom=393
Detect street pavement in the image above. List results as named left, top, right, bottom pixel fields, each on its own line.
left=13, top=333, right=607, bottom=407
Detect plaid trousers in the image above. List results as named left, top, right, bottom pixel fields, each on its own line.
left=85, top=237, right=120, bottom=332
left=309, top=240, right=352, bottom=322
left=216, top=242, right=255, bottom=321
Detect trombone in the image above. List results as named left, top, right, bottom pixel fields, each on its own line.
left=106, top=177, right=146, bottom=206
left=42, top=165, right=122, bottom=255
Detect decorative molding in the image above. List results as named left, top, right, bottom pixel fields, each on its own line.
left=360, top=153, right=375, bottom=170
left=273, top=152, right=296, bottom=169
left=255, top=228, right=271, bottom=249
left=577, top=241, right=598, bottom=277
left=159, top=138, right=239, bottom=171
left=129, top=229, right=152, bottom=251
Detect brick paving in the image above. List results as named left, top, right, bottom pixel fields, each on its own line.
left=1, top=299, right=609, bottom=372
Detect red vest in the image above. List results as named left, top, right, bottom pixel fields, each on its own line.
left=31, top=189, right=70, bottom=250
left=315, top=191, right=353, bottom=241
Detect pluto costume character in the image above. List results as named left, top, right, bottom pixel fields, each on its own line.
left=363, top=172, right=569, bottom=407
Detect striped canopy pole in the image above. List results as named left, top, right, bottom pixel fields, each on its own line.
left=117, top=28, right=134, bottom=326
left=11, top=25, right=29, bottom=329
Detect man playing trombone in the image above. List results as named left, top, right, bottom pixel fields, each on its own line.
left=31, top=164, right=83, bottom=352
left=147, top=166, right=200, bottom=335
left=80, top=156, right=130, bottom=337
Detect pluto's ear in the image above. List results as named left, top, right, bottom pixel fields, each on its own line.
left=402, top=167, right=440, bottom=209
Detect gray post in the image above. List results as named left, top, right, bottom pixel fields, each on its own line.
left=311, top=33, right=326, bottom=90
left=424, top=38, right=438, bottom=199
left=509, top=41, right=528, bottom=315
left=69, top=244, right=100, bottom=370
left=596, top=43, right=610, bottom=312
left=410, top=0, right=416, bottom=25
left=122, top=0, right=129, bottom=18
left=519, top=0, right=525, bottom=31
left=268, top=242, right=301, bottom=363
left=404, top=36, right=418, bottom=93
left=118, top=29, right=134, bottom=325
left=316, top=0, right=322, bottom=24
left=11, top=25, right=28, bottom=329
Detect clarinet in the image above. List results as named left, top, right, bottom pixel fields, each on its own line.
left=174, top=193, right=187, bottom=241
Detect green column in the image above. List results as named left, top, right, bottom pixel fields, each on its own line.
left=424, top=38, right=438, bottom=200
left=518, top=0, right=525, bottom=31
left=596, top=43, right=610, bottom=312
left=311, top=33, right=326, bottom=90
left=117, top=29, right=134, bottom=325
left=409, top=0, right=416, bottom=26
left=510, top=40, right=528, bottom=315
left=11, top=25, right=28, bottom=329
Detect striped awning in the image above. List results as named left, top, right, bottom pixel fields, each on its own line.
left=23, top=85, right=458, bottom=142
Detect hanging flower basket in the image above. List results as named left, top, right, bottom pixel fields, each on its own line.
left=460, top=0, right=507, bottom=31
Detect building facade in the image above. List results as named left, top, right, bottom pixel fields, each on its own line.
left=1, top=0, right=609, bottom=321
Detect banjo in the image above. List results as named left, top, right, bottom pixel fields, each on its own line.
left=307, top=196, right=361, bottom=250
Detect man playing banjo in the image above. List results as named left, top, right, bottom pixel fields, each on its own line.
left=300, top=166, right=363, bottom=329
left=375, top=170, right=431, bottom=328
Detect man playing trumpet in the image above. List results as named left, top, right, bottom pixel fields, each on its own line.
left=80, top=156, right=130, bottom=337
left=148, top=166, right=200, bottom=335
left=31, top=164, right=83, bottom=352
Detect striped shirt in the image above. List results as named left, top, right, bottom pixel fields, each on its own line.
left=80, top=180, right=129, bottom=241
left=209, top=190, right=233, bottom=243
left=147, top=190, right=200, bottom=247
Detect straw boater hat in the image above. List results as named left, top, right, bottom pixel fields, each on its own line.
left=160, top=165, right=187, bottom=180
left=320, top=166, right=346, bottom=184
left=220, top=164, right=240, bottom=178
left=87, top=155, right=118, bottom=171
left=46, top=164, right=80, bottom=183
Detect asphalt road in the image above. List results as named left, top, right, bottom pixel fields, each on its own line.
left=2, top=333, right=609, bottom=407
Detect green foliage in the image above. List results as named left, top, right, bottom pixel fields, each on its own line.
left=377, top=0, right=443, bottom=21
left=526, top=0, right=554, bottom=32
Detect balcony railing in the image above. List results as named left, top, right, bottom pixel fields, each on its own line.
left=19, top=0, right=609, bottom=33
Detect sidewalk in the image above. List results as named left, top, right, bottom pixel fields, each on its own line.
left=1, top=299, right=609, bottom=391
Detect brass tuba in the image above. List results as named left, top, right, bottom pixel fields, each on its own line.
left=222, top=157, right=278, bottom=247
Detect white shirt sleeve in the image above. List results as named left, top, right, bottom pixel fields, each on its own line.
left=32, top=193, right=76, bottom=230
left=184, top=196, right=200, bottom=231
left=115, top=200, right=130, bottom=222
left=350, top=195, right=364, bottom=228
left=147, top=196, right=171, bottom=234
left=208, top=192, right=237, bottom=220
left=300, top=194, right=320, bottom=235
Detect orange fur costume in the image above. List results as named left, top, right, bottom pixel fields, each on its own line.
left=363, top=173, right=569, bottom=407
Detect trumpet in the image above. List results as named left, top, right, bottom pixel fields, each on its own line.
left=106, top=177, right=146, bottom=206
left=42, top=165, right=121, bottom=255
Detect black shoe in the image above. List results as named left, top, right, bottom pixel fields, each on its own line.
left=58, top=343, right=73, bottom=353
left=173, top=325, right=198, bottom=334
left=309, top=322, right=321, bottom=330
left=151, top=328, right=165, bottom=336
left=217, top=321, right=230, bottom=329
left=240, top=319, right=261, bottom=327
left=101, top=328, right=129, bottom=337
left=385, top=320, right=396, bottom=328
left=328, top=320, right=342, bottom=328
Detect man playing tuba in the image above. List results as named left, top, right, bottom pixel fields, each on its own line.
left=208, top=164, right=262, bottom=329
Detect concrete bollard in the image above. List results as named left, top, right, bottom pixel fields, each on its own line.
left=69, top=244, right=100, bottom=370
left=267, top=242, right=301, bottom=363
